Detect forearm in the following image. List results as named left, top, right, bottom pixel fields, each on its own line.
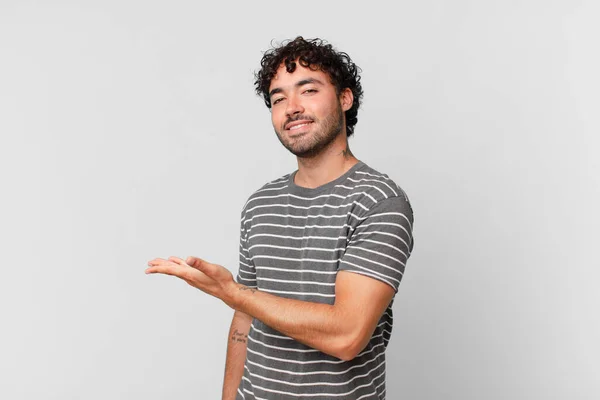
left=225, top=284, right=357, bottom=360
left=222, top=310, right=252, bottom=400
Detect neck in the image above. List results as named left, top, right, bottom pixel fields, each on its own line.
left=293, top=135, right=359, bottom=189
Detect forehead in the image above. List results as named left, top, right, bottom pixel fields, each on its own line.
left=268, top=62, right=332, bottom=92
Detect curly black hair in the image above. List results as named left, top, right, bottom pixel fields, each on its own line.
left=254, top=36, right=363, bottom=137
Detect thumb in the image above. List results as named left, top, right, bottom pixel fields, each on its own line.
left=186, top=256, right=221, bottom=278
left=186, top=256, right=207, bottom=269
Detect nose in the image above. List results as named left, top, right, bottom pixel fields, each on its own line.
left=285, top=94, right=304, bottom=117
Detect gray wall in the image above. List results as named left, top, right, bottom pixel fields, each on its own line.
left=1, top=1, right=598, bottom=399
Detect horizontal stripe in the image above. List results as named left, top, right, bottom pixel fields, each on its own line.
left=337, top=268, right=398, bottom=291
left=259, top=277, right=335, bottom=287
left=254, top=265, right=337, bottom=275
left=350, top=245, right=406, bottom=267
left=248, top=233, right=347, bottom=242
left=249, top=243, right=346, bottom=253
left=244, top=211, right=365, bottom=226
left=243, top=359, right=385, bottom=388
left=343, top=253, right=404, bottom=276
left=352, top=230, right=411, bottom=254
left=346, top=177, right=388, bottom=198
left=249, top=368, right=385, bottom=398
left=260, top=288, right=335, bottom=298
left=247, top=333, right=385, bottom=369
left=251, top=254, right=339, bottom=264
left=248, top=222, right=356, bottom=233
left=348, top=237, right=408, bottom=258
left=244, top=184, right=384, bottom=211
left=355, top=171, right=399, bottom=196
left=246, top=199, right=369, bottom=215
left=250, top=323, right=293, bottom=340
left=245, top=345, right=385, bottom=377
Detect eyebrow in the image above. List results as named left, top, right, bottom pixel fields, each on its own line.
left=269, top=78, right=325, bottom=99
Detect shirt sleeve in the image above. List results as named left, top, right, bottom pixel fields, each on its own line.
left=337, top=195, right=414, bottom=293
left=236, top=207, right=257, bottom=288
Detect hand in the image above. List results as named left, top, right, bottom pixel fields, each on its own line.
left=146, top=256, right=236, bottom=305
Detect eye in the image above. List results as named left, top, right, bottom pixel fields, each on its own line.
left=303, top=89, right=317, bottom=94
left=272, top=97, right=284, bottom=105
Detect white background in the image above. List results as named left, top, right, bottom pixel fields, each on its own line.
left=0, top=1, right=598, bottom=399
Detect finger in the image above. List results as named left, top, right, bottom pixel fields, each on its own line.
left=148, top=258, right=178, bottom=268
left=148, top=257, right=178, bottom=267
left=168, top=256, right=187, bottom=266
left=191, top=259, right=220, bottom=277
left=145, top=263, right=190, bottom=280
left=186, top=256, right=208, bottom=270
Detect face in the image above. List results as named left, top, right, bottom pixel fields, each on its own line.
left=268, top=62, right=353, bottom=158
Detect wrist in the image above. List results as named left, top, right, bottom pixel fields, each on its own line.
left=224, top=282, right=257, bottom=314
left=223, top=280, right=242, bottom=310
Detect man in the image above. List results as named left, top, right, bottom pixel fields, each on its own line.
left=146, top=37, right=414, bottom=400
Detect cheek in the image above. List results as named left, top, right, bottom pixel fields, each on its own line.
left=271, top=109, right=284, bottom=128
left=307, top=98, right=333, bottom=118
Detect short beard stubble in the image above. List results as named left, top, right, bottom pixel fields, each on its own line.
left=274, top=103, right=345, bottom=159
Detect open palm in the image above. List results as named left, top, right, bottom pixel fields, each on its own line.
left=146, top=256, right=235, bottom=301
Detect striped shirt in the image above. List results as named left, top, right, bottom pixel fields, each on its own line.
left=236, top=160, right=414, bottom=400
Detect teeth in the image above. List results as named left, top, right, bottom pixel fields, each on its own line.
left=289, top=123, right=310, bottom=130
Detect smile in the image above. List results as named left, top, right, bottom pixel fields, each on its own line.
left=289, top=122, right=311, bottom=131
left=285, top=119, right=314, bottom=131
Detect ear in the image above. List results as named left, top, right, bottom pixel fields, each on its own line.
left=339, top=88, right=354, bottom=112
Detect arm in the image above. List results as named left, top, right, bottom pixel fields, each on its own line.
left=225, top=195, right=412, bottom=360
left=222, top=310, right=252, bottom=400
left=227, top=271, right=395, bottom=361
left=147, top=196, right=413, bottom=361
left=147, top=258, right=394, bottom=360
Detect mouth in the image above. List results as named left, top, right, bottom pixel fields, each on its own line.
left=285, top=120, right=313, bottom=131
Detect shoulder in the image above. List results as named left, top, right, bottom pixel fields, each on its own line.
left=349, top=161, right=413, bottom=214
left=348, top=164, right=415, bottom=251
